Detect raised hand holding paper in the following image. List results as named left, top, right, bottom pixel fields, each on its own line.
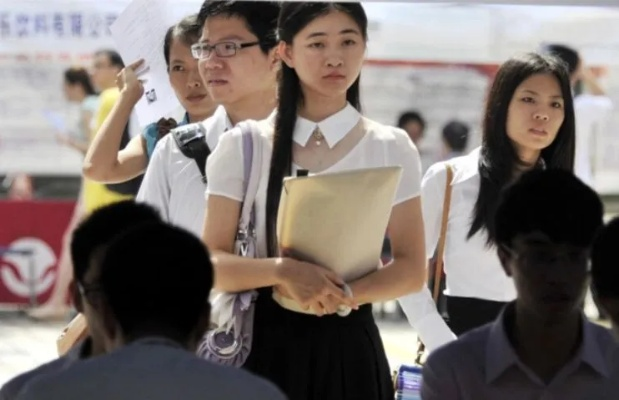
left=109, top=0, right=181, bottom=127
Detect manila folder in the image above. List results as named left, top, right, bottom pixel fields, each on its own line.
left=277, top=166, right=402, bottom=282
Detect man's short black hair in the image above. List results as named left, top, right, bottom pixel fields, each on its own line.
left=94, top=49, right=125, bottom=69
left=99, top=222, right=213, bottom=340
left=70, top=201, right=161, bottom=284
left=397, top=111, right=425, bottom=131
left=495, top=170, right=603, bottom=248
left=442, top=120, right=470, bottom=152
left=542, top=44, right=580, bottom=76
left=591, top=217, right=619, bottom=298
left=197, top=0, right=281, bottom=54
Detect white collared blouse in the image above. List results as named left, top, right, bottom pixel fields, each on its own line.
left=205, top=103, right=422, bottom=259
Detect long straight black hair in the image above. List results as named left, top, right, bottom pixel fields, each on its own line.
left=469, top=52, right=576, bottom=246
left=265, top=2, right=368, bottom=257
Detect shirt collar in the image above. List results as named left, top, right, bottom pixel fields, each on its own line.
left=485, top=305, right=518, bottom=383
left=580, top=318, right=612, bottom=377
left=449, top=147, right=481, bottom=185
left=181, top=112, right=190, bottom=125
left=201, top=105, right=233, bottom=149
left=458, top=147, right=546, bottom=184
left=266, top=109, right=277, bottom=124
left=485, top=302, right=611, bottom=383
left=216, top=105, right=234, bottom=130
left=292, top=103, right=361, bottom=148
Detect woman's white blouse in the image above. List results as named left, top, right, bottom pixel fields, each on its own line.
left=421, top=147, right=516, bottom=301
left=205, top=103, right=422, bottom=259
left=398, top=147, right=517, bottom=352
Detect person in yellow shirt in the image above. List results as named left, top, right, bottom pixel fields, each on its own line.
left=83, top=50, right=135, bottom=213
left=28, top=51, right=132, bottom=321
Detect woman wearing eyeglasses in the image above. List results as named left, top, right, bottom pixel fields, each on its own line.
left=83, top=14, right=216, bottom=185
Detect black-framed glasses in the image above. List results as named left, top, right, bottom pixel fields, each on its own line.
left=190, top=41, right=260, bottom=60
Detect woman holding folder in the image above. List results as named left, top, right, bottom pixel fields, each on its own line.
left=202, top=3, right=426, bottom=400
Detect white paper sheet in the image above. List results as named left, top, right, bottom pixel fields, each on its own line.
left=109, top=0, right=181, bottom=127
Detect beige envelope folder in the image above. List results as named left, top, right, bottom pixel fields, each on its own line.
left=277, top=166, right=402, bottom=282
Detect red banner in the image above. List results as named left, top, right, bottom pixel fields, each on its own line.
left=0, top=200, right=75, bottom=306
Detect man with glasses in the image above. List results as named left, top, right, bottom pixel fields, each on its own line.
left=0, top=201, right=161, bottom=400
left=422, top=170, right=619, bottom=399
left=136, top=1, right=280, bottom=237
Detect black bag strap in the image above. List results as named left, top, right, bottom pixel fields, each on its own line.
left=119, top=122, right=131, bottom=148
left=171, top=123, right=211, bottom=183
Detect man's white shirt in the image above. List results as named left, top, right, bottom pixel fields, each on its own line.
left=136, top=106, right=232, bottom=237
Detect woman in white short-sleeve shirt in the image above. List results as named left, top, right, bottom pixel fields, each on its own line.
left=399, top=52, right=577, bottom=350
left=202, top=3, right=426, bottom=400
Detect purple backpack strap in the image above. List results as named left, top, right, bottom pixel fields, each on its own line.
left=241, top=122, right=254, bottom=194
left=198, top=120, right=261, bottom=368
left=238, top=121, right=258, bottom=233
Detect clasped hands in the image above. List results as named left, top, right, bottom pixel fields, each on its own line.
left=272, top=255, right=359, bottom=317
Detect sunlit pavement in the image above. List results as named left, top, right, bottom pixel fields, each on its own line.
left=0, top=310, right=418, bottom=386
left=0, top=295, right=603, bottom=386
left=0, top=312, right=65, bottom=386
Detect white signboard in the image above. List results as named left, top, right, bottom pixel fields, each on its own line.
left=0, top=0, right=200, bottom=176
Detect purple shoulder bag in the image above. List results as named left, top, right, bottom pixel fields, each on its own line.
left=197, top=120, right=262, bottom=367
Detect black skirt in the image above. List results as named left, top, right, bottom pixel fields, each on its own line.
left=243, top=288, right=394, bottom=400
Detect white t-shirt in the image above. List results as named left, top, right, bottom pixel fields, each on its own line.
left=574, top=94, right=613, bottom=187
left=136, top=106, right=231, bottom=237
left=205, top=103, right=422, bottom=259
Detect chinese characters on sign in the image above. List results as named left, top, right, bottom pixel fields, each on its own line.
left=0, top=12, right=119, bottom=39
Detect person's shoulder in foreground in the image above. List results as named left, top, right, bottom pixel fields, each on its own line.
left=422, top=169, right=617, bottom=400
left=15, top=343, right=287, bottom=400
left=421, top=310, right=619, bottom=400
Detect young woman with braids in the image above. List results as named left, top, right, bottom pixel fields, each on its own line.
left=202, top=3, right=426, bottom=399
